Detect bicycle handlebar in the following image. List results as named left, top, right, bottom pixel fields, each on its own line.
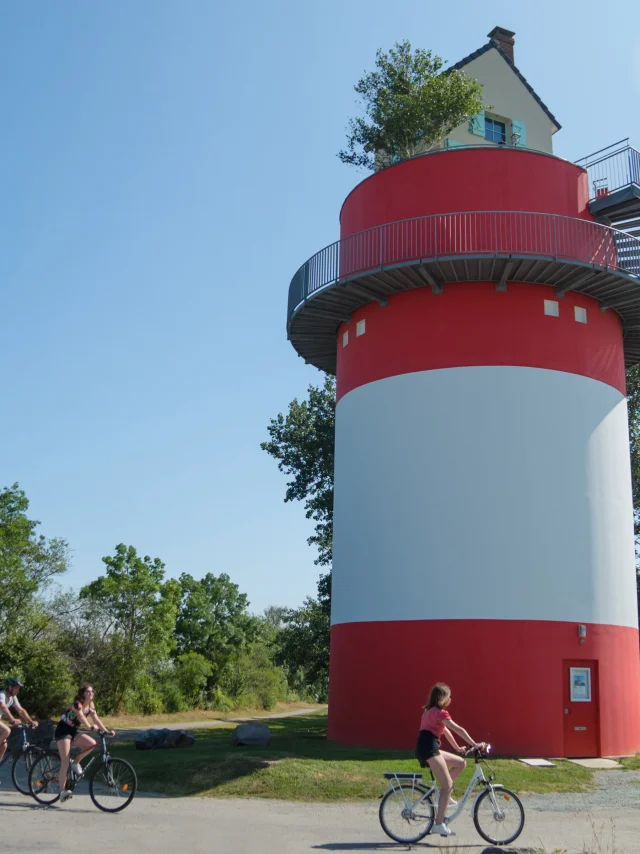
left=463, top=743, right=491, bottom=759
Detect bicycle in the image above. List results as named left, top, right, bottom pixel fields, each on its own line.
left=28, top=731, right=137, bottom=813
left=10, top=723, right=48, bottom=796
left=378, top=745, right=525, bottom=846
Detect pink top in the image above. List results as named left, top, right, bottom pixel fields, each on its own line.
left=419, top=707, right=451, bottom=737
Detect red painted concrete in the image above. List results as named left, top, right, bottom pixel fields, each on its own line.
left=328, top=620, right=640, bottom=757
left=340, top=149, right=592, bottom=238
left=336, top=283, right=626, bottom=402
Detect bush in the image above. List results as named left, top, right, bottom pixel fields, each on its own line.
left=159, top=679, right=188, bottom=714
left=1, top=635, right=76, bottom=719
left=222, top=644, right=288, bottom=710
left=174, top=651, right=212, bottom=707
left=123, top=674, right=164, bottom=715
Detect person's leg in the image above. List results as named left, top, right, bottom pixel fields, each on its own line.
left=427, top=753, right=453, bottom=826
left=73, top=733, right=97, bottom=767
left=0, top=722, right=10, bottom=765
left=57, top=737, right=72, bottom=792
left=441, top=750, right=465, bottom=786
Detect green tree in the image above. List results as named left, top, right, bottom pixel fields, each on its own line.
left=261, top=377, right=335, bottom=566
left=0, top=484, right=74, bottom=715
left=173, top=651, right=213, bottom=708
left=0, top=483, right=70, bottom=630
left=79, top=544, right=181, bottom=711
left=275, top=574, right=331, bottom=702
left=627, top=365, right=640, bottom=612
left=174, top=572, right=256, bottom=692
left=222, top=643, right=287, bottom=710
left=339, top=40, right=484, bottom=171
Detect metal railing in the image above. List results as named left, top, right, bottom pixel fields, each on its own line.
left=575, top=139, right=640, bottom=203
left=288, top=210, right=640, bottom=321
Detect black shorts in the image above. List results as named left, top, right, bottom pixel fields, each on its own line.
left=55, top=722, right=79, bottom=742
left=415, top=729, right=441, bottom=766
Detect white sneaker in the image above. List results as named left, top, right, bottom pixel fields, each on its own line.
left=435, top=795, right=458, bottom=808
left=60, top=789, right=73, bottom=803
left=432, top=823, right=456, bottom=837
left=71, top=762, right=83, bottom=776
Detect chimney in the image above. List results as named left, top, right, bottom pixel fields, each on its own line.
left=488, top=26, right=515, bottom=63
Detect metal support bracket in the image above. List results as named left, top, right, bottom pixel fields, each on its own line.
left=496, top=262, right=512, bottom=292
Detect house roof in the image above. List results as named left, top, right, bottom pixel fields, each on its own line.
left=448, top=39, right=562, bottom=132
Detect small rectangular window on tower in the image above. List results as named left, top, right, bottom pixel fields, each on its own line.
left=356, top=319, right=366, bottom=337
left=342, top=330, right=349, bottom=347
left=544, top=300, right=560, bottom=317
left=575, top=306, right=587, bottom=324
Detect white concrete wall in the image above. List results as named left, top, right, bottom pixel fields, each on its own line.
left=331, top=366, right=638, bottom=628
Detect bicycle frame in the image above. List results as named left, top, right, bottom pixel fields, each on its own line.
left=68, top=733, right=111, bottom=789
left=382, top=758, right=495, bottom=825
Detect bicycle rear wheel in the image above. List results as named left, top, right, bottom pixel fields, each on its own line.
left=89, top=757, right=137, bottom=813
left=379, top=783, right=435, bottom=843
left=28, top=752, right=62, bottom=805
left=12, top=747, right=42, bottom=796
left=473, top=786, right=525, bottom=845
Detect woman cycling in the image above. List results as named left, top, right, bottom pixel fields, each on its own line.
left=55, top=683, right=114, bottom=802
left=415, top=682, right=486, bottom=838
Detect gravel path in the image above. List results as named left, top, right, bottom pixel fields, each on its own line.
left=524, top=768, right=640, bottom=812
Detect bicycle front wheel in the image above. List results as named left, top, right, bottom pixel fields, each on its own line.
left=89, top=757, right=137, bottom=813
left=473, top=786, right=525, bottom=845
left=28, top=752, right=62, bottom=805
left=379, top=783, right=435, bottom=843
left=12, top=747, right=42, bottom=796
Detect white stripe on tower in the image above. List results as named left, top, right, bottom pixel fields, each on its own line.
left=331, top=366, right=637, bottom=628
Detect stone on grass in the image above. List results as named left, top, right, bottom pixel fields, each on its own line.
left=134, top=728, right=195, bottom=750
left=232, top=723, right=271, bottom=747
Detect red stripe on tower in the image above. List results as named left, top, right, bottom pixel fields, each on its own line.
left=336, top=283, right=626, bottom=401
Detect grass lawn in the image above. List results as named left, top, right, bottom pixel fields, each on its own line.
left=102, top=701, right=325, bottom=729
left=110, top=712, right=594, bottom=801
left=621, top=754, right=640, bottom=770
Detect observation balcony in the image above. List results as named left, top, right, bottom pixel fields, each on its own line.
left=287, top=209, right=640, bottom=374
left=577, top=140, right=640, bottom=223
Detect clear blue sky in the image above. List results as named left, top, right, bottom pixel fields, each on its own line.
left=2, top=0, right=639, bottom=613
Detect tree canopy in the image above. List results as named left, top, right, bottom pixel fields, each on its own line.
left=261, top=377, right=335, bottom=566
left=338, top=40, right=484, bottom=171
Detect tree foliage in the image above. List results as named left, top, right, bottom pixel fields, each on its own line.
left=626, top=365, right=640, bottom=612
left=261, top=377, right=336, bottom=565
left=0, top=484, right=75, bottom=716
left=79, top=544, right=181, bottom=711
left=339, top=40, right=484, bottom=171
left=274, top=574, right=331, bottom=702
left=174, top=572, right=256, bottom=690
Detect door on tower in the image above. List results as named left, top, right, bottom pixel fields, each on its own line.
left=563, top=660, right=600, bottom=758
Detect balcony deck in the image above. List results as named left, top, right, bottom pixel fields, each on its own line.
left=287, top=210, right=640, bottom=374
left=577, top=140, right=640, bottom=222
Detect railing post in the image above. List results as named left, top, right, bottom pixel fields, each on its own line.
left=379, top=225, right=383, bottom=268
left=553, top=216, right=558, bottom=260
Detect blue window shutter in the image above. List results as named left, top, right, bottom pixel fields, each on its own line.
left=469, top=110, right=485, bottom=137
left=511, top=119, right=527, bottom=147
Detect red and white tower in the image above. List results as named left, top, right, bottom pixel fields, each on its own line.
left=287, top=146, right=640, bottom=758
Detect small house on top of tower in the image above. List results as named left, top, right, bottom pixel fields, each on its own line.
left=444, top=26, right=561, bottom=154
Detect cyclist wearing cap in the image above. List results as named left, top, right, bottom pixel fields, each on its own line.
left=0, top=678, right=38, bottom=770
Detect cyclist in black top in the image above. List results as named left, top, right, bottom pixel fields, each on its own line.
left=55, top=683, right=114, bottom=802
